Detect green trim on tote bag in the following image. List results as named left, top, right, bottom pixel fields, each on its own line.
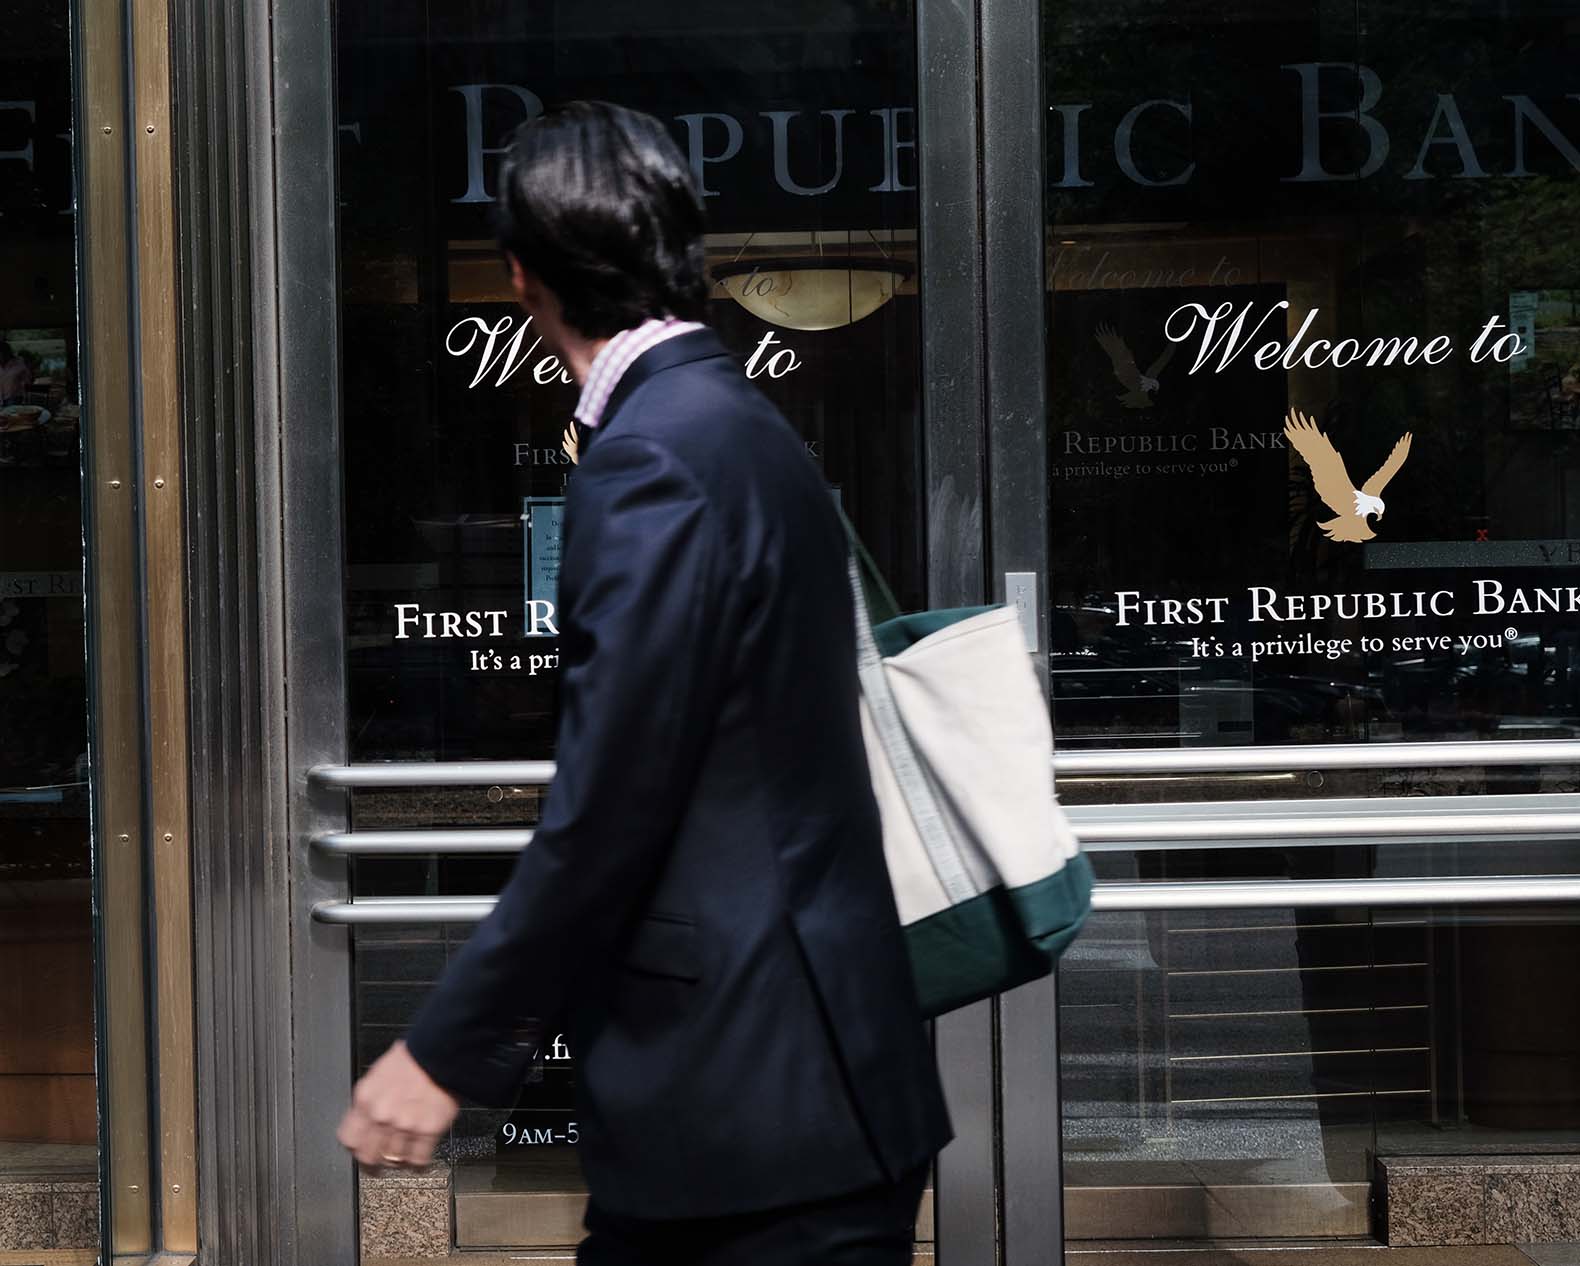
left=870, top=608, right=997, bottom=659
left=903, top=854, right=1096, bottom=1018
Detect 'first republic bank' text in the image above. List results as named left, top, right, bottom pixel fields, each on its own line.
left=1116, top=581, right=1580, bottom=627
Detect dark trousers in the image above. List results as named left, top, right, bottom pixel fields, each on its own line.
left=578, top=1165, right=929, bottom=1266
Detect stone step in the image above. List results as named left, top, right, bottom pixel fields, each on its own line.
left=1379, top=1154, right=1580, bottom=1247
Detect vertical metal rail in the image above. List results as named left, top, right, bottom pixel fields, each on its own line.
left=129, top=0, right=201, bottom=1244
left=263, top=0, right=356, bottom=1260
left=916, top=2, right=999, bottom=1263
left=76, top=0, right=154, bottom=1251
left=173, top=0, right=314, bottom=1255
left=979, top=0, right=1063, bottom=1261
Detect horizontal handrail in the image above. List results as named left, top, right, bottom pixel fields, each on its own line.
left=1074, top=808, right=1580, bottom=845
left=309, top=761, right=556, bottom=788
left=314, top=829, right=533, bottom=855
left=313, top=797, right=1580, bottom=856
left=315, top=897, right=497, bottom=924
left=1093, top=876, right=1580, bottom=911
left=308, top=740, right=1580, bottom=789
left=311, top=874, right=1580, bottom=924
left=1056, top=739, right=1580, bottom=776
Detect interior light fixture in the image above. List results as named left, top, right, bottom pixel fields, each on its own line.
left=711, top=232, right=914, bottom=331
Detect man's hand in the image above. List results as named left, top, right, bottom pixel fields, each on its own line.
left=337, top=1040, right=460, bottom=1170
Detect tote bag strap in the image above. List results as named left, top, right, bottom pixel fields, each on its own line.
left=844, top=550, right=980, bottom=906
left=835, top=505, right=902, bottom=626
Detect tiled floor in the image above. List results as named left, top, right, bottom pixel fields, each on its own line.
left=359, top=1245, right=1580, bottom=1266
left=361, top=1254, right=931, bottom=1265
left=1064, top=1246, right=1580, bottom=1266
left=361, top=1251, right=935, bottom=1258
left=10, top=1240, right=1576, bottom=1265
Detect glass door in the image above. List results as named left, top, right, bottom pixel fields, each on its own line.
left=1014, top=0, right=1580, bottom=1247
left=332, top=3, right=932, bottom=1256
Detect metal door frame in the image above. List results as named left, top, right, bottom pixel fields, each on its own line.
left=221, top=0, right=1006, bottom=1261
left=915, top=0, right=997, bottom=1259
left=920, top=0, right=1062, bottom=1259
left=976, top=0, right=1062, bottom=1260
left=176, top=0, right=355, bottom=1260
left=259, top=0, right=358, bottom=1257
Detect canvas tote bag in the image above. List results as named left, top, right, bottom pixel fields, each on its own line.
left=844, top=523, right=1094, bottom=1018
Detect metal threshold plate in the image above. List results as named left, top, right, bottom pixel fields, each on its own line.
left=1065, top=1181, right=1370, bottom=1241
left=366, top=1258, right=936, bottom=1266
left=453, top=1161, right=935, bottom=1250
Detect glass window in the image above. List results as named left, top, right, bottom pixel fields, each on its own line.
left=1064, top=890, right=1580, bottom=1239
left=336, top=2, right=923, bottom=1247
left=1044, top=2, right=1580, bottom=1243
left=1047, top=3, right=1580, bottom=773
left=0, top=0, right=96, bottom=1253
left=338, top=0, right=922, bottom=767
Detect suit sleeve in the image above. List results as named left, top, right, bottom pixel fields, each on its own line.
left=403, top=436, right=730, bottom=1105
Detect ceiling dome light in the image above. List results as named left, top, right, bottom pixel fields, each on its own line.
left=713, top=259, right=911, bottom=331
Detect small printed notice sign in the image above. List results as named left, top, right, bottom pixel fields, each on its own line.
left=523, top=497, right=566, bottom=635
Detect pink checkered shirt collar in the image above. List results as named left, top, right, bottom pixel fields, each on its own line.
left=574, top=316, right=707, bottom=429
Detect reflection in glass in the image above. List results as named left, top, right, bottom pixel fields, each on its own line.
left=1047, top=0, right=1580, bottom=1244
left=1066, top=849, right=1580, bottom=1239
left=1047, top=4, right=1580, bottom=752
left=339, top=3, right=924, bottom=766
left=0, top=0, right=97, bottom=1253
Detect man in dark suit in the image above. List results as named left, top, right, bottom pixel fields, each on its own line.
left=337, top=101, right=951, bottom=1264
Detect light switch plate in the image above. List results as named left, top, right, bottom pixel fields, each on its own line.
left=1005, top=571, right=1039, bottom=653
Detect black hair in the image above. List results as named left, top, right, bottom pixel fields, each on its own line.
left=0, top=343, right=12, bottom=361
left=494, top=101, right=709, bottom=338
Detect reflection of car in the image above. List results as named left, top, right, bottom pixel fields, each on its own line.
left=1051, top=604, right=1217, bottom=743
left=1052, top=591, right=1580, bottom=744
left=1055, top=587, right=1580, bottom=746
left=1049, top=600, right=1119, bottom=652
left=1050, top=601, right=1392, bottom=744
left=1250, top=673, right=1388, bottom=739
left=1378, top=633, right=1580, bottom=736
left=1050, top=658, right=1191, bottom=746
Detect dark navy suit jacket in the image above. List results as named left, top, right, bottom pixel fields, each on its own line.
left=405, top=328, right=952, bottom=1219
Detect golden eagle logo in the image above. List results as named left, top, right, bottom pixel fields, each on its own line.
left=1284, top=409, right=1412, bottom=543
left=1095, top=324, right=1176, bottom=408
